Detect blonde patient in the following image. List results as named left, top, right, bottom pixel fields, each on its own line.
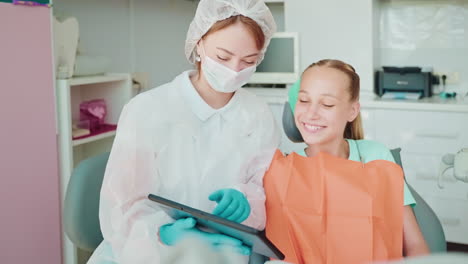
left=293, top=60, right=429, bottom=256
left=264, top=59, right=430, bottom=264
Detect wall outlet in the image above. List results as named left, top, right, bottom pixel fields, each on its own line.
left=433, top=71, right=460, bottom=85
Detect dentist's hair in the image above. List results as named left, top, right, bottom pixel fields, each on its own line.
left=204, top=15, right=265, bottom=50
left=303, top=59, right=364, bottom=140
left=195, top=15, right=265, bottom=71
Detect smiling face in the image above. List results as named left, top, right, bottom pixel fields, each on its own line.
left=198, top=21, right=261, bottom=73
left=294, top=66, right=360, bottom=148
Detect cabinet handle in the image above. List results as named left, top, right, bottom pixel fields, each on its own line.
left=441, top=217, right=461, bottom=227
left=415, top=132, right=459, bottom=139
left=416, top=173, right=456, bottom=182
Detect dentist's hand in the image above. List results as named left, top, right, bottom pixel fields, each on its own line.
left=209, top=189, right=251, bottom=223
left=159, top=218, right=251, bottom=255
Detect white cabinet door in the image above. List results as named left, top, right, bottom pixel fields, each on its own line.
left=372, top=108, right=468, bottom=244
left=423, top=195, right=468, bottom=244
left=374, top=109, right=466, bottom=155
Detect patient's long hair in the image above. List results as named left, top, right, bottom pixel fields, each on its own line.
left=303, top=59, right=364, bottom=140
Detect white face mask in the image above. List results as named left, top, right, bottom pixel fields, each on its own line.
left=199, top=43, right=257, bottom=93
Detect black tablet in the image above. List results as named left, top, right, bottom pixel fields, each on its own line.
left=148, top=194, right=284, bottom=260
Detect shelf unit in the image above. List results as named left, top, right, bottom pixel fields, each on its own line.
left=72, top=130, right=117, bottom=147
left=55, top=73, right=133, bottom=264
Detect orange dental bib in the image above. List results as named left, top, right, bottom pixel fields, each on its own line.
left=265, top=150, right=404, bottom=264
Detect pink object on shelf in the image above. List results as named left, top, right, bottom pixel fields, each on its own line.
left=80, top=99, right=107, bottom=133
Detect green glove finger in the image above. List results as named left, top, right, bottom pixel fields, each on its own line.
left=226, top=203, right=247, bottom=223
left=219, top=198, right=239, bottom=219
left=208, top=190, right=223, bottom=202
left=173, top=217, right=196, bottom=229
left=212, top=195, right=233, bottom=216
left=238, top=203, right=251, bottom=223
left=159, top=218, right=196, bottom=246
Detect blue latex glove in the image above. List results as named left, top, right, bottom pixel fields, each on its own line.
left=159, top=218, right=251, bottom=255
left=209, top=189, right=251, bottom=223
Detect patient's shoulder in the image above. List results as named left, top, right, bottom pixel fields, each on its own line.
left=350, top=139, right=395, bottom=163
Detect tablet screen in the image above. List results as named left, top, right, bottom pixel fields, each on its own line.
left=148, top=194, right=284, bottom=260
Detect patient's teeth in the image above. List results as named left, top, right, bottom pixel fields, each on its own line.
left=304, top=123, right=323, bottom=131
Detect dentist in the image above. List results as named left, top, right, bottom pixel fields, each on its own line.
left=87, top=0, right=280, bottom=263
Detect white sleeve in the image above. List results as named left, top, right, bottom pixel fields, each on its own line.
left=99, top=99, right=172, bottom=264
left=238, top=106, right=281, bottom=230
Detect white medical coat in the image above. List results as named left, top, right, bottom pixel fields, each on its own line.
left=87, top=71, right=280, bottom=264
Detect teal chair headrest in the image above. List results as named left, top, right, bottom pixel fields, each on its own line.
left=282, top=101, right=304, bottom=143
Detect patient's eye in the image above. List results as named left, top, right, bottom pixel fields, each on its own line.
left=217, top=55, right=229, bottom=61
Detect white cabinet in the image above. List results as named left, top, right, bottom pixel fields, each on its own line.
left=55, top=73, right=133, bottom=264
left=363, top=105, right=468, bottom=244
left=373, top=109, right=467, bottom=155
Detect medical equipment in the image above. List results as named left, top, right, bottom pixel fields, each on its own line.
left=375, top=66, right=433, bottom=99
left=248, top=32, right=300, bottom=85
left=199, top=42, right=257, bottom=93
left=438, top=148, right=468, bottom=188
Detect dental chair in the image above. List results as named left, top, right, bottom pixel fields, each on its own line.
left=280, top=101, right=447, bottom=253
left=63, top=152, right=109, bottom=256
left=63, top=152, right=267, bottom=264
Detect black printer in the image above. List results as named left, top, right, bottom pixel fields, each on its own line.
left=375, top=67, right=433, bottom=98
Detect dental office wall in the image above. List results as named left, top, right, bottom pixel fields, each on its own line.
left=54, top=0, right=286, bottom=89
left=285, top=0, right=376, bottom=96
left=0, top=3, right=61, bottom=264
left=128, top=0, right=284, bottom=88
left=131, top=0, right=197, bottom=87
left=54, top=0, right=198, bottom=89
left=53, top=0, right=132, bottom=73
left=51, top=0, right=468, bottom=95
left=379, top=0, right=468, bottom=95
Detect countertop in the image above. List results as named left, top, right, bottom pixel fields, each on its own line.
left=245, top=88, right=468, bottom=113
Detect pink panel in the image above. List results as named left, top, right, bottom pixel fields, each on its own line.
left=0, top=3, right=61, bottom=264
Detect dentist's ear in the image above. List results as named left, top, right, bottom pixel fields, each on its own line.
left=196, top=38, right=205, bottom=59
left=195, top=43, right=202, bottom=62
left=348, top=101, right=361, bottom=122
